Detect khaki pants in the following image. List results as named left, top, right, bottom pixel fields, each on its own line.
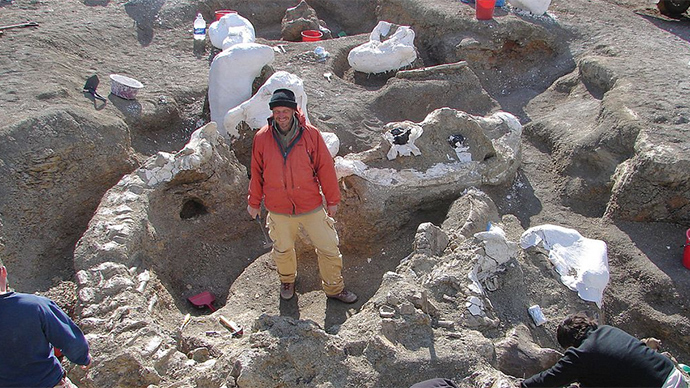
left=267, top=208, right=344, bottom=295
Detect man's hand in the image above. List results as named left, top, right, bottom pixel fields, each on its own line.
left=247, top=205, right=260, bottom=219
left=81, top=353, right=92, bottom=370
left=327, top=205, right=338, bottom=217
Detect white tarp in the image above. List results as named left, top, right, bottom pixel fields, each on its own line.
left=208, top=13, right=256, bottom=50
left=208, top=43, right=274, bottom=126
left=347, top=21, right=417, bottom=74
left=520, top=224, right=609, bottom=307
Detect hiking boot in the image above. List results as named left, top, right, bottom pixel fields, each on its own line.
left=327, top=289, right=358, bottom=304
left=280, top=282, right=294, bottom=300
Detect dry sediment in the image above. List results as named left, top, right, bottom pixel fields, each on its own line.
left=0, top=0, right=689, bottom=387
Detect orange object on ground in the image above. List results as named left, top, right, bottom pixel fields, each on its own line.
left=188, top=291, right=216, bottom=311
left=301, top=30, right=323, bottom=42
left=215, top=10, right=236, bottom=21
left=476, top=0, right=497, bottom=20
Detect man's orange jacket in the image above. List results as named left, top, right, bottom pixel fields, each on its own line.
left=248, top=109, right=341, bottom=215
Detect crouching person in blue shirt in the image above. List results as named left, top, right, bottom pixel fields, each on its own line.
left=0, top=258, right=91, bottom=387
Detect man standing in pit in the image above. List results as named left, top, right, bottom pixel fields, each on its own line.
left=247, top=88, right=357, bottom=304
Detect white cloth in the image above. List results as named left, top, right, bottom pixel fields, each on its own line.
left=520, top=224, right=609, bottom=307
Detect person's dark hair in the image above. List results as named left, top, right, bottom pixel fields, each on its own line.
left=556, top=312, right=598, bottom=349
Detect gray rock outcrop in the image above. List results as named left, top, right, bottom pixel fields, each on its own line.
left=335, top=107, right=522, bottom=247
left=0, top=108, right=137, bottom=290
left=281, top=0, right=332, bottom=41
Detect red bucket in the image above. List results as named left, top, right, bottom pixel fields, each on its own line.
left=683, top=229, right=690, bottom=269
left=215, top=10, right=237, bottom=21
left=301, top=30, right=323, bottom=42
left=476, top=0, right=497, bottom=20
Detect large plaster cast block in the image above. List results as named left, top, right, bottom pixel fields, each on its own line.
left=520, top=224, right=609, bottom=307
left=208, top=43, right=275, bottom=126
left=335, top=109, right=522, bottom=187
left=222, top=71, right=309, bottom=138
left=347, top=21, right=417, bottom=74
left=508, top=0, right=551, bottom=15
left=139, top=122, right=220, bottom=187
left=208, top=13, right=256, bottom=50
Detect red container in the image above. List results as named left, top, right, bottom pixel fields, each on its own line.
left=301, top=30, right=323, bottom=42
left=476, top=0, right=497, bottom=20
left=215, top=10, right=237, bottom=21
left=683, top=229, right=690, bottom=269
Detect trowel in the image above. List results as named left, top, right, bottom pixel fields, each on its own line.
left=188, top=291, right=216, bottom=312
left=255, top=215, right=272, bottom=249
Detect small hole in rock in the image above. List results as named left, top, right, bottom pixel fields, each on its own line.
left=180, top=199, right=208, bottom=219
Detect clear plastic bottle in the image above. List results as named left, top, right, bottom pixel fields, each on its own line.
left=193, top=13, right=206, bottom=41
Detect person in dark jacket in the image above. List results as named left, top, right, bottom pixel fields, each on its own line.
left=522, top=312, right=686, bottom=388
left=247, top=88, right=357, bottom=304
left=0, top=258, right=91, bottom=387
left=410, top=378, right=459, bottom=388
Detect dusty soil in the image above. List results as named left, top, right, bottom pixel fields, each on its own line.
left=1, top=0, right=690, bottom=371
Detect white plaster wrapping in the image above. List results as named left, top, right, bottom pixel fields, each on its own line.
left=208, top=43, right=275, bottom=126
left=383, top=122, right=423, bottom=160
left=208, top=13, right=256, bottom=50
left=474, top=225, right=518, bottom=273
left=466, top=295, right=486, bottom=316
left=140, top=122, right=221, bottom=187
left=507, top=0, right=551, bottom=15
left=520, top=224, right=609, bottom=307
left=321, top=132, right=340, bottom=159
left=222, top=71, right=308, bottom=138
left=466, top=225, right=518, bottom=297
left=334, top=111, right=522, bottom=187
left=347, top=21, right=417, bottom=74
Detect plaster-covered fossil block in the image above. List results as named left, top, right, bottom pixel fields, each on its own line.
left=508, top=0, right=552, bottom=15
left=208, top=12, right=256, bottom=50
left=208, top=43, right=275, bottom=126
left=223, top=71, right=308, bottom=138
left=347, top=21, right=417, bottom=74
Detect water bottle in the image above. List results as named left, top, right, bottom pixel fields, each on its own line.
left=528, top=305, right=547, bottom=326
left=193, top=13, right=206, bottom=41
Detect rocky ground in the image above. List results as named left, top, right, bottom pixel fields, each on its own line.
left=1, top=0, right=689, bottom=387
